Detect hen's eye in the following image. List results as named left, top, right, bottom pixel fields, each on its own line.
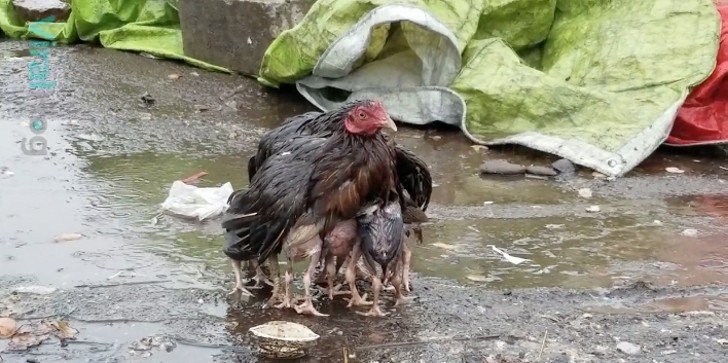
left=358, top=112, right=366, bottom=119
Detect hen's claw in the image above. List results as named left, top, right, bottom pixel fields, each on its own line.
left=394, top=295, right=415, bottom=306
left=228, top=283, right=255, bottom=297
left=345, top=293, right=372, bottom=307
left=356, top=304, right=387, bottom=317
left=294, top=297, right=329, bottom=317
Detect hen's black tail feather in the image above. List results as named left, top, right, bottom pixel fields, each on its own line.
left=394, top=145, right=432, bottom=211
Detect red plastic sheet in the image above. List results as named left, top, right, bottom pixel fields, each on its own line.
left=667, top=2, right=728, bottom=146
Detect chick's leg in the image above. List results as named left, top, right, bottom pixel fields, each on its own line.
left=402, top=242, right=413, bottom=292
left=357, top=267, right=386, bottom=317
left=228, top=259, right=254, bottom=297
left=345, top=243, right=372, bottom=307
left=294, top=245, right=328, bottom=317
left=273, top=259, right=297, bottom=310
left=250, top=260, right=274, bottom=289
left=263, top=255, right=284, bottom=308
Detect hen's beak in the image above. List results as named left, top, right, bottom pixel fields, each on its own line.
left=381, top=115, right=398, bottom=132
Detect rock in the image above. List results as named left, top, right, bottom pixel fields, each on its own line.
left=178, top=0, right=316, bottom=76
left=578, top=188, right=593, bottom=198
left=552, top=158, right=576, bottom=175
left=681, top=228, right=698, bottom=237
left=480, top=159, right=526, bottom=175
left=526, top=165, right=558, bottom=176
left=586, top=205, right=600, bottom=213
left=12, top=0, right=70, bottom=24
left=616, top=341, right=641, bottom=355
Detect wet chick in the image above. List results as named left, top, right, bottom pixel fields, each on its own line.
left=350, top=195, right=405, bottom=317
left=317, top=219, right=359, bottom=300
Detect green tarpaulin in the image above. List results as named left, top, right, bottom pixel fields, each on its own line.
left=1, top=0, right=720, bottom=176
left=0, top=0, right=229, bottom=72
left=260, top=0, right=721, bottom=177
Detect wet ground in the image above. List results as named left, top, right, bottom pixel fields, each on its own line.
left=0, top=40, right=727, bottom=362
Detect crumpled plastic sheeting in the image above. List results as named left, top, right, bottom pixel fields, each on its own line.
left=667, top=2, right=728, bottom=146
left=260, top=0, right=720, bottom=177
left=0, top=0, right=229, bottom=72
left=160, top=181, right=234, bottom=221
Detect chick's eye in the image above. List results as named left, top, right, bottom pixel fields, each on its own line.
left=358, top=111, right=366, bottom=119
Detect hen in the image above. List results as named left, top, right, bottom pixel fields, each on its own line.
left=222, top=100, right=399, bottom=316
left=245, top=104, right=432, bottom=300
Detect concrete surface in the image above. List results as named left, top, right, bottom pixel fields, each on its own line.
left=178, top=0, right=316, bottom=76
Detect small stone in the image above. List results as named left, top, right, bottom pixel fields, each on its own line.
left=586, top=205, right=600, bottom=213
left=526, top=165, right=558, bottom=176
left=681, top=228, right=698, bottom=237
left=616, top=341, right=640, bottom=355
left=167, top=74, right=181, bottom=80
left=480, top=159, right=526, bottom=175
left=12, top=0, right=70, bottom=23
left=665, top=167, right=685, bottom=174
left=578, top=188, right=593, bottom=199
left=552, top=158, right=576, bottom=175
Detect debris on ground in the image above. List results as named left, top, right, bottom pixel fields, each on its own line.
left=552, top=158, right=576, bottom=176
left=12, top=286, right=56, bottom=295
left=578, top=188, right=593, bottom=199
left=160, top=181, right=234, bottom=221
left=0, top=318, right=16, bottom=338
left=489, top=245, right=529, bottom=265
left=480, top=159, right=527, bottom=175
left=129, top=335, right=177, bottom=357
left=140, top=92, right=155, bottom=107
left=681, top=228, right=698, bottom=237
left=76, top=133, right=105, bottom=142
left=249, top=321, right=320, bottom=359
left=54, top=233, right=83, bottom=242
left=586, top=205, right=601, bottom=213
left=616, top=341, right=641, bottom=355
left=167, top=73, right=181, bottom=80
left=2, top=319, right=78, bottom=352
left=665, top=167, right=685, bottom=174
left=181, top=171, right=208, bottom=185
left=526, top=165, right=558, bottom=176
left=0, top=166, right=13, bottom=178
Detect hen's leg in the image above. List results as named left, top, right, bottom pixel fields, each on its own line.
left=358, top=263, right=386, bottom=317
left=263, top=255, right=284, bottom=308
left=345, top=243, right=372, bottom=307
left=295, top=247, right=328, bottom=317
left=228, top=259, right=254, bottom=297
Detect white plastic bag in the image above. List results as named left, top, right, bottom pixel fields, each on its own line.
left=160, top=181, right=235, bottom=221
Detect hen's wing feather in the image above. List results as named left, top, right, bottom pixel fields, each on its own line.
left=224, top=136, right=326, bottom=263
left=394, top=144, right=432, bottom=211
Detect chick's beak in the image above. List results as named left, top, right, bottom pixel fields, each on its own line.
left=381, top=115, right=397, bottom=132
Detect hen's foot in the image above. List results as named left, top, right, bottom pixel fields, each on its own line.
left=247, top=273, right=274, bottom=290
left=273, top=295, right=300, bottom=310
left=294, top=297, right=329, bottom=317
left=394, top=295, right=416, bottom=306
left=323, top=283, right=351, bottom=300
left=356, top=304, right=387, bottom=317
left=345, top=293, right=372, bottom=307
left=228, top=283, right=255, bottom=297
